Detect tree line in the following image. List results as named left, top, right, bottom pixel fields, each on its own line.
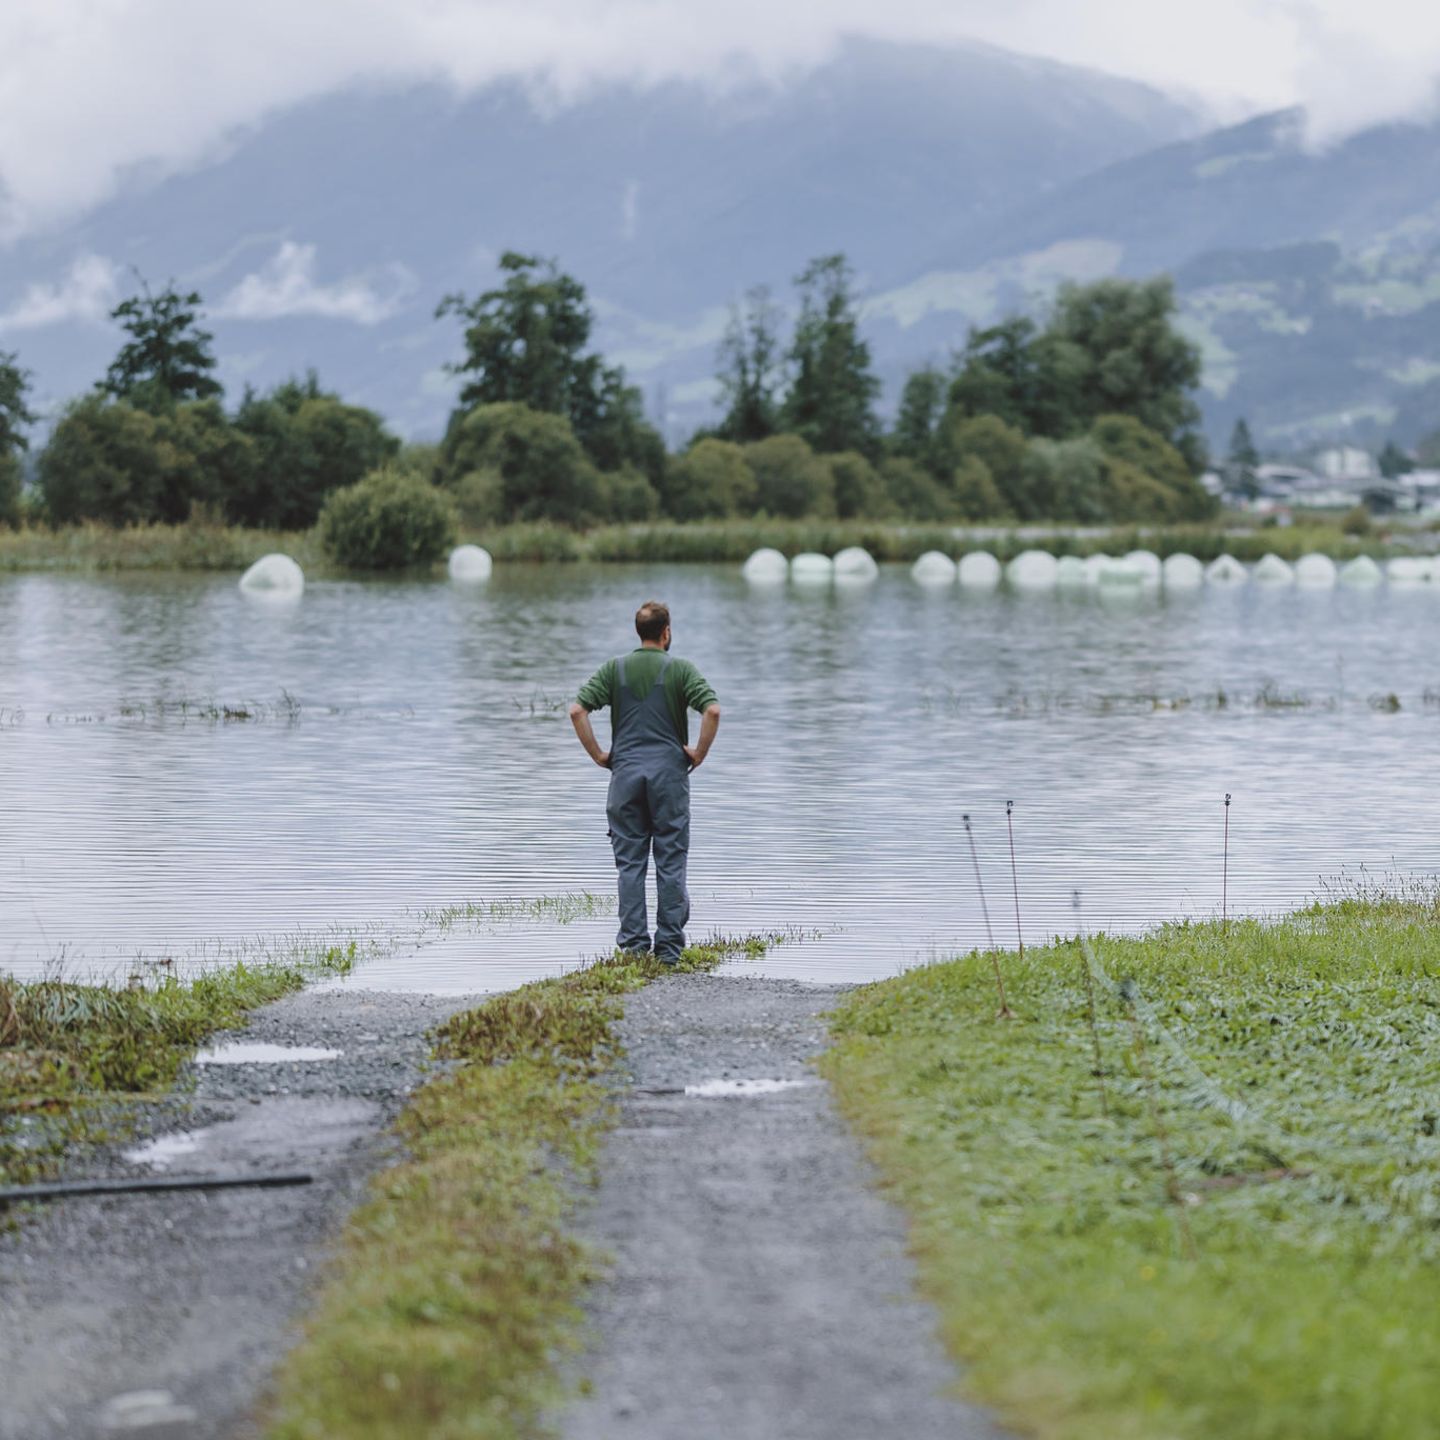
left=0, top=252, right=1218, bottom=538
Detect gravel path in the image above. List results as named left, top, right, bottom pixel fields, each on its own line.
left=560, top=974, right=1005, bottom=1440
left=0, top=986, right=478, bottom=1440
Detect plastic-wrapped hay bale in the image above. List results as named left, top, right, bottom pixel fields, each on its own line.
left=1161, top=553, right=1204, bottom=588
left=1386, top=556, right=1430, bottom=585
left=1253, top=553, right=1296, bottom=585
left=1339, top=555, right=1383, bottom=587
left=447, top=544, right=493, bottom=583
left=790, top=552, right=834, bottom=585
left=741, top=548, right=788, bottom=584
left=1294, top=553, right=1337, bottom=587
left=239, top=553, right=304, bottom=597
left=1055, top=555, right=1089, bottom=586
left=911, top=551, right=958, bottom=586
left=1005, top=550, right=1058, bottom=589
left=1205, top=553, right=1248, bottom=586
left=1123, top=549, right=1162, bottom=584
left=832, top=546, right=879, bottom=583
left=1083, top=553, right=1112, bottom=584
left=957, top=551, right=1001, bottom=588
left=1096, top=558, right=1146, bottom=588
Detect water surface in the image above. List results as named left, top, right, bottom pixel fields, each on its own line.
left=3, top=566, right=1438, bottom=990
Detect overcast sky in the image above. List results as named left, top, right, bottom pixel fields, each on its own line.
left=1, top=0, right=1437, bottom=242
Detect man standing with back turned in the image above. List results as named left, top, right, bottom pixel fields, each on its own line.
left=569, top=601, right=721, bottom=965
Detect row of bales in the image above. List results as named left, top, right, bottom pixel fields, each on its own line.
left=238, top=544, right=495, bottom=600
left=742, top=547, right=1440, bottom=590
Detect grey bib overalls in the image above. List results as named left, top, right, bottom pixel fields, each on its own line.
left=606, top=653, right=691, bottom=961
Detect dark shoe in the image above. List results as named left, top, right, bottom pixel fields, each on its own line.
left=654, top=952, right=681, bottom=968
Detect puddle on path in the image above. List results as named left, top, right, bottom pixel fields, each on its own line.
left=194, top=1042, right=342, bottom=1065
left=683, top=1078, right=816, bottom=1098
left=123, top=1130, right=210, bottom=1169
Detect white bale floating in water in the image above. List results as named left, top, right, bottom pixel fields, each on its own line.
left=1083, top=553, right=1112, bottom=584
left=1006, top=550, right=1059, bottom=589
left=1386, top=556, right=1431, bottom=585
left=741, top=548, right=788, bottom=584
left=1205, top=553, right=1248, bottom=586
left=1161, top=553, right=1204, bottom=588
left=1294, top=553, right=1337, bottom=587
left=1252, top=553, right=1296, bottom=585
left=957, top=551, right=1002, bottom=588
left=1096, top=558, right=1146, bottom=588
left=832, top=546, right=879, bottom=583
left=1055, top=555, right=1089, bottom=586
left=1124, top=549, right=1162, bottom=584
left=790, top=552, right=834, bottom=585
left=911, top=550, right=958, bottom=586
left=239, top=553, right=304, bottom=597
left=1339, top=555, right=1383, bottom=587
left=447, top=544, right=493, bottom=583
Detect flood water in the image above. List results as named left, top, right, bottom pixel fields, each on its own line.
left=3, top=565, right=1438, bottom=992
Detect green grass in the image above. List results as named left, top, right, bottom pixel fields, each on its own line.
left=266, top=935, right=776, bottom=1440
left=0, top=520, right=325, bottom=573
left=0, top=941, right=357, bottom=1188
left=3, top=516, right=1429, bottom=573
left=821, top=893, right=1440, bottom=1440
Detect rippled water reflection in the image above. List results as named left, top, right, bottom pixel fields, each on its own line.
left=3, top=566, right=1438, bottom=991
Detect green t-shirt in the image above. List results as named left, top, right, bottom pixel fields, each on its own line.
left=577, top=649, right=718, bottom=748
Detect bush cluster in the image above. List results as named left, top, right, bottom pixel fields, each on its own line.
left=36, top=377, right=397, bottom=531
left=319, top=465, right=458, bottom=570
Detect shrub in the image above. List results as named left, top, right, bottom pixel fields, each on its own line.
left=663, top=439, right=756, bottom=520
left=938, top=414, right=1027, bottom=505
left=0, top=452, right=19, bottom=529
left=232, top=378, right=398, bottom=529
left=440, top=402, right=602, bottom=526
left=598, top=466, right=660, bottom=522
left=1018, top=437, right=1108, bottom=522
left=1342, top=504, right=1373, bottom=536
left=450, top=468, right=506, bottom=528
left=949, top=455, right=1007, bottom=521
left=745, top=434, right=835, bottom=518
left=319, top=465, right=458, bottom=570
left=1101, top=456, right=1186, bottom=522
left=880, top=456, right=954, bottom=521
left=827, top=450, right=891, bottom=519
left=1090, top=413, right=1214, bottom=521
left=39, top=397, right=175, bottom=525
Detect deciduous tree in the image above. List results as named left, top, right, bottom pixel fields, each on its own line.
left=102, top=280, right=222, bottom=410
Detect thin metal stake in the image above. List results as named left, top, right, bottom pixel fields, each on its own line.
left=1073, top=890, right=1108, bottom=1117
left=1223, top=793, right=1232, bottom=933
left=1006, top=799, right=1024, bottom=958
left=964, top=814, right=1012, bottom=1018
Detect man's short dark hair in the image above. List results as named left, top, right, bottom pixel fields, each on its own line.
left=635, top=600, right=670, bottom=642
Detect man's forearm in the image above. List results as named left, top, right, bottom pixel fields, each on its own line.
left=568, top=703, right=609, bottom=766
left=692, top=704, right=721, bottom=761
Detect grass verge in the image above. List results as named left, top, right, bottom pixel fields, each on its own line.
left=0, top=942, right=357, bottom=1190
left=821, top=894, right=1440, bottom=1440
left=265, top=935, right=772, bottom=1440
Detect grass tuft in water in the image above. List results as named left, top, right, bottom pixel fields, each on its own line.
left=822, top=893, right=1440, bottom=1440
left=266, top=933, right=780, bottom=1440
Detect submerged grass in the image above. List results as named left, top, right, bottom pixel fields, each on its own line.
left=822, top=895, right=1440, bottom=1440
left=266, top=935, right=775, bottom=1440
left=2, top=515, right=1430, bottom=573
left=0, top=941, right=357, bottom=1189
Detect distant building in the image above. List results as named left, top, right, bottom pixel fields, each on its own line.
left=1314, top=446, right=1379, bottom=483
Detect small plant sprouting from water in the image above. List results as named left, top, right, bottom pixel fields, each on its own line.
left=418, top=891, right=616, bottom=931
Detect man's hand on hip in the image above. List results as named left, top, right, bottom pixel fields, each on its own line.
left=684, top=745, right=703, bottom=771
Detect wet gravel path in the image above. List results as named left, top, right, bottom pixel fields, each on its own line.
left=0, top=986, right=478, bottom=1440
left=560, top=974, right=1005, bottom=1440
